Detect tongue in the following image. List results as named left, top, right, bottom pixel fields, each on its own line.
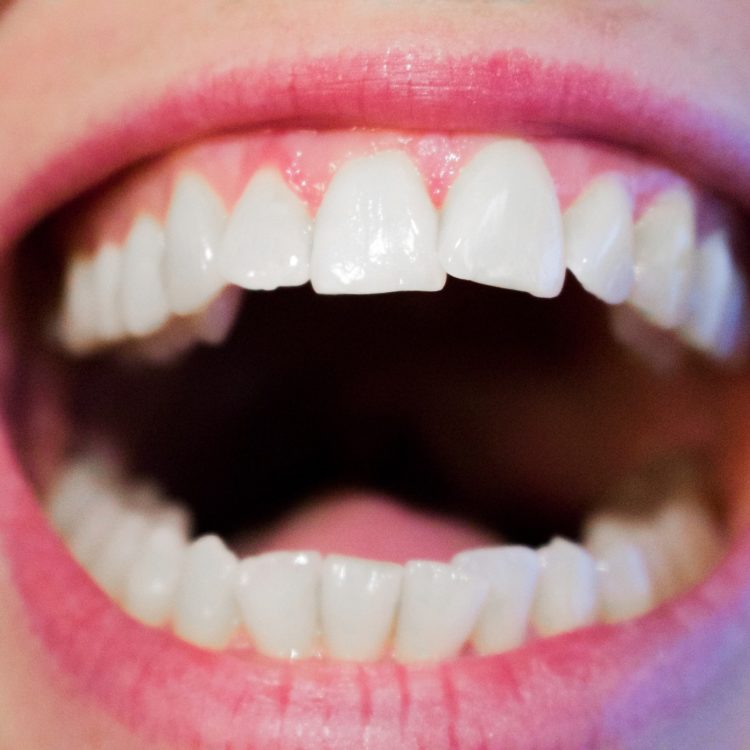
left=239, top=492, right=499, bottom=563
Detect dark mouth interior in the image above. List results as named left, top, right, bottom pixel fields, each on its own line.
left=7, top=228, right=732, bottom=549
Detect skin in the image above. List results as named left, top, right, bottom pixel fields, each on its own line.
left=0, top=1, right=750, bottom=748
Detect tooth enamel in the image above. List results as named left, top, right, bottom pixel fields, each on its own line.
left=60, top=253, right=97, bottom=350
left=310, top=150, right=444, bottom=294
left=629, top=188, right=696, bottom=329
left=452, top=546, right=539, bottom=655
left=219, top=169, right=312, bottom=291
left=584, top=520, right=654, bottom=623
left=532, top=538, right=598, bottom=637
left=393, top=560, right=487, bottom=663
left=164, top=174, right=227, bottom=315
left=67, top=492, right=124, bottom=567
left=438, top=140, right=565, bottom=298
left=235, top=551, right=321, bottom=659
left=173, top=534, right=239, bottom=649
left=682, top=232, right=746, bottom=358
left=564, top=174, right=635, bottom=304
left=320, top=554, right=402, bottom=661
left=123, top=524, right=187, bottom=627
left=120, top=215, right=170, bottom=337
left=91, top=242, right=124, bottom=341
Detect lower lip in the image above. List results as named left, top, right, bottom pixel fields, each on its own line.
left=2, top=426, right=750, bottom=747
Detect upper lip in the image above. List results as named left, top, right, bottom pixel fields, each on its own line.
left=1, top=48, right=749, bottom=252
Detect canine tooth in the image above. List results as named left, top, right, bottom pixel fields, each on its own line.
left=452, top=546, right=539, bottom=655
left=310, top=150, right=444, bottom=294
left=630, top=188, right=696, bottom=328
left=123, top=525, right=187, bottom=627
left=682, top=232, right=746, bottom=358
left=235, top=551, right=321, bottom=659
left=564, top=175, right=635, bottom=304
left=173, top=535, right=239, bottom=649
left=393, top=561, right=487, bottom=663
left=438, top=140, right=565, bottom=298
left=532, top=538, right=598, bottom=637
left=584, top=520, right=654, bottom=623
left=120, top=215, right=170, bottom=337
left=164, top=174, right=227, bottom=315
left=91, top=242, right=124, bottom=341
left=60, top=253, right=97, bottom=350
left=219, top=169, right=311, bottom=291
left=321, top=555, right=402, bottom=661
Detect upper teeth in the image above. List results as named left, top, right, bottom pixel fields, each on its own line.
left=57, top=137, right=746, bottom=361
left=47, top=456, right=724, bottom=664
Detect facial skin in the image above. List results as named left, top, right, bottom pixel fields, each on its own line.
left=1, top=2, right=750, bottom=748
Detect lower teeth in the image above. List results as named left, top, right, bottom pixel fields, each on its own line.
left=44, top=453, right=725, bottom=663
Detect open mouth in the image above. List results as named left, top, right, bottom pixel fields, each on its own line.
left=3, top=31, right=750, bottom=749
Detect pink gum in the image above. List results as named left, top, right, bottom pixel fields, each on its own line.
left=68, top=129, right=691, bottom=252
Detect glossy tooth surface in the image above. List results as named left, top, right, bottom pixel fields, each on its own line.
left=584, top=519, right=654, bottom=623
left=124, top=525, right=187, bottom=627
left=91, top=242, right=124, bottom=341
left=564, top=174, right=635, bottom=304
left=682, top=231, right=745, bottom=358
left=311, top=150, right=444, bottom=294
left=120, top=215, right=170, bottom=337
left=394, top=561, right=487, bottom=663
left=235, top=551, right=321, bottom=659
left=164, top=174, right=227, bottom=315
left=438, top=140, right=565, bottom=298
left=630, top=188, right=696, bottom=328
left=532, top=538, right=598, bottom=637
left=321, top=555, right=402, bottom=661
left=219, top=169, right=311, bottom=291
left=60, top=253, right=97, bottom=350
left=453, top=546, right=540, bottom=655
left=173, top=535, right=239, bottom=649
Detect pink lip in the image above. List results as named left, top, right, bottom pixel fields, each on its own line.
left=1, top=49, right=750, bottom=748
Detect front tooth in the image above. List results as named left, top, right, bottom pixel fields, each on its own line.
left=120, top=215, right=170, bottom=337
left=91, top=241, right=124, bottom=341
left=629, top=188, right=696, bottom=329
left=219, top=169, right=312, bottom=291
left=320, top=555, right=402, bottom=661
left=393, top=560, right=487, bottom=663
left=164, top=173, right=227, bottom=315
left=310, top=150, right=444, bottom=294
left=60, top=253, right=97, bottom=351
left=438, top=140, right=565, bottom=298
left=564, top=174, right=635, bottom=304
left=123, top=524, right=187, bottom=627
left=452, top=546, right=539, bottom=655
left=235, top=551, right=321, bottom=659
left=681, top=231, right=745, bottom=358
left=173, top=534, right=239, bottom=649
left=532, top=538, right=598, bottom=637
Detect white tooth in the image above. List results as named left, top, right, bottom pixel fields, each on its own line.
left=173, top=535, right=239, bottom=649
left=310, top=150, right=444, bottom=294
left=393, top=560, right=488, bottom=663
left=219, top=169, right=312, bottom=291
left=67, top=491, right=124, bottom=567
left=682, top=232, right=746, bottom=359
left=91, top=242, right=124, bottom=341
left=60, top=253, right=97, bottom=351
left=120, top=215, right=170, bottom=337
left=630, top=188, right=696, bottom=329
left=89, top=509, right=150, bottom=598
left=438, top=140, right=565, bottom=298
left=532, top=538, right=598, bottom=637
left=164, top=174, right=227, bottom=315
left=584, top=520, right=654, bottom=623
left=123, top=524, right=187, bottom=627
left=320, top=554, right=402, bottom=661
left=452, top=546, right=539, bottom=655
left=564, top=175, right=635, bottom=304
left=235, top=551, right=321, bottom=659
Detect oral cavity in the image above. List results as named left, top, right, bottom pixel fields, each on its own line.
left=45, top=455, right=724, bottom=662
left=55, top=130, right=747, bottom=363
